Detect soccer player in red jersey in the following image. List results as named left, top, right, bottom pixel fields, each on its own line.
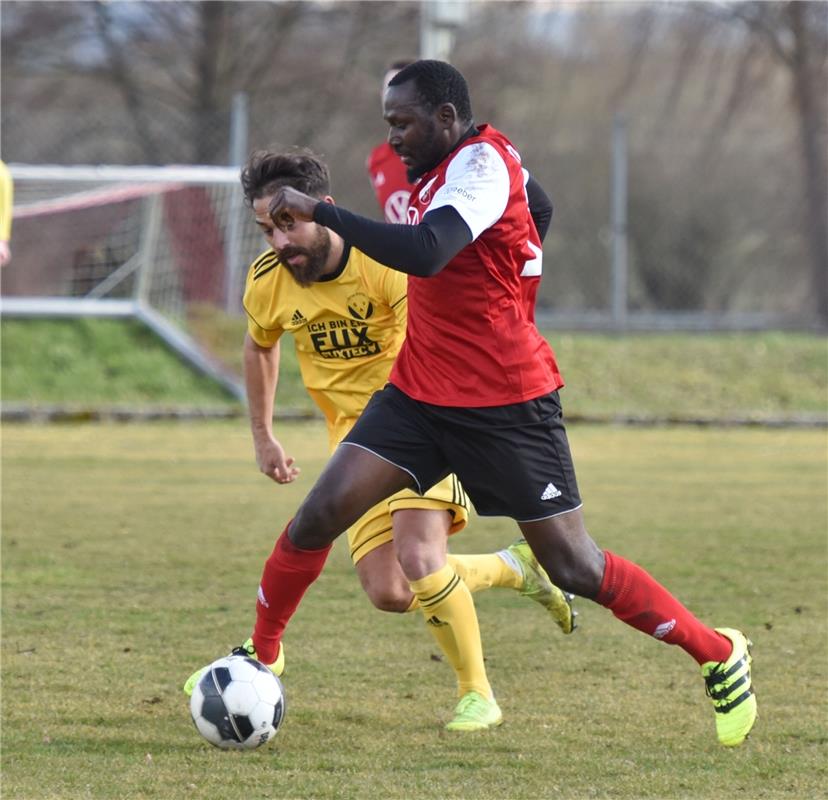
left=232, top=61, right=757, bottom=744
left=366, top=60, right=545, bottom=320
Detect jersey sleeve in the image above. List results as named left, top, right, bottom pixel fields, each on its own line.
left=246, top=315, right=282, bottom=349
left=243, top=261, right=283, bottom=349
left=424, top=142, right=510, bottom=241
left=381, top=263, right=408, bottom=326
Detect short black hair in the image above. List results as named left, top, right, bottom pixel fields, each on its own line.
left=386, top=58, right=414, bottom=73
left=240, top=149, right=330, bottom=207
left=388, top=60, right=473, bottom=124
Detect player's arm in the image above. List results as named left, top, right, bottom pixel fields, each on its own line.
left=270, top=171, right=552, bottom=278
left=243, top=333, right=300, bottom=485
left=269, top=187, right=469, bottom=278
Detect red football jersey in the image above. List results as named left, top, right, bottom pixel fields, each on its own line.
left=366, top=141, right=414, bottom=223
left=389, top=125, right=563, bottom=407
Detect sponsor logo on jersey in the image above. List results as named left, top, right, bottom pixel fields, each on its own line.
left=447, top=185, right=477, bottom=203
left=307, top=318, right=381, bottom=360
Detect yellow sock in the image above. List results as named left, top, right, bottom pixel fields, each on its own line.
left=448, top=552, right=522, bottom=593
left=409, top=563, right=492, bottom=699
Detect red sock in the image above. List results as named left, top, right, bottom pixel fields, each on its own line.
left=252, top=525, right=332, bottom=664
left=595, top=550, right=731, bottom=665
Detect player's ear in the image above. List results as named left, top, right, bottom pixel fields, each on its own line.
left=321, top=195, right=336, bottom=206
left=437, top=103, right=457, bottom=129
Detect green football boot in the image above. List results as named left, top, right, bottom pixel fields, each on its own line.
left=702, top=627, right=757, bottom=746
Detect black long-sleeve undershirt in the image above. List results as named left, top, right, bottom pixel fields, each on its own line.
left=526, top=174, right=553, bottom=241
left=314, top=203, right=469, bottom=277
left=312, top=173, right=554, bottom=278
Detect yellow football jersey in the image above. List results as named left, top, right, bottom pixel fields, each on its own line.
left=243, top=244, right=407, bottom=448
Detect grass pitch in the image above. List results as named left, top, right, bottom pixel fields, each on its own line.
left=2, top=421, right=827, bottom=800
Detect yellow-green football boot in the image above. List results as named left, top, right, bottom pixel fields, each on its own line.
left=445, top=691, right=503, bottom=732
left=505, top=538, right=577, bottom=634
left=183, top=638, right=285, bottom=696
left=702, top=628, right=757, bottom=746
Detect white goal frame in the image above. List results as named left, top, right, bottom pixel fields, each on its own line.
left=2, top=164, right=258, bottom=402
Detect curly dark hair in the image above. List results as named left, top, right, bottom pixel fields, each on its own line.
left=388, top=60, right=473, bottom=124
left=240, top=149, right=330, bottom=207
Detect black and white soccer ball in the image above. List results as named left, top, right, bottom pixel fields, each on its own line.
left=189, top=654, right=286, bottom=749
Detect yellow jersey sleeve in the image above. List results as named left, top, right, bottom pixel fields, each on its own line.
left=378, top=262, right=407, bottom=328
left=244, top=250, right=284, bottom=348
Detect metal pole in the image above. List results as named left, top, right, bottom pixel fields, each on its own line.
left=228, top=92, right=249, bottom=168
left=420, top=0, right=468, bottom=61
left=610, top=113, right=628, bottom=329
left=225, top=92, right=248, bottom=314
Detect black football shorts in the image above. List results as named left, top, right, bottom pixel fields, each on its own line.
left=342, top=383, right=582, bottom=522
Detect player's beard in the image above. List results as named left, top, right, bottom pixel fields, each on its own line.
left=278, top=227, right=332, bottom=287
left=406, top=117, right=442, bottom=183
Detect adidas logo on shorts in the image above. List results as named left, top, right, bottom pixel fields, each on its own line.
left=541, top=482, right=562, bottom=501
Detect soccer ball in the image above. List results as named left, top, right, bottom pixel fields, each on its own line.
left=189, top=654, right=286, bottom=749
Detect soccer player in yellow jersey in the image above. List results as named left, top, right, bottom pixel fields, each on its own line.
left=184, top=149, right=575, bottom=731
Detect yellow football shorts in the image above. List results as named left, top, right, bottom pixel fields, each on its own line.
left=347, top=473, right=470, bottom=565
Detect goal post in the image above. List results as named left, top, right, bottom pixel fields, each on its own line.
left=1, top=164, right=269, bottom=402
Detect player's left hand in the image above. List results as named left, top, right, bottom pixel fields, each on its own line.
left=253, top=433, right=301, bottom=485
left=268, top=187, right=318, bottom=230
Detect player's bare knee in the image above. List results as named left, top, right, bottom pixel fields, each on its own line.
left=540, top=548, right=604, bottom=599
left=290, top=497, right=343, bottom=547
left=367, top=586, right=413, bottom=613
left=359, top=574, right=412, bottom=613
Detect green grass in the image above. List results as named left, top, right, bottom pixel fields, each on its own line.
left=551, top=331, right=828, bottom=421
left=0, top=318, right=237, bottom=406
left=2, top=318, right=826, bottom=422
left=2, top=421, right=827, bottom=799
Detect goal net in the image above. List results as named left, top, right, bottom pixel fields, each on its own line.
left=2, top=164, right=268, bottom=400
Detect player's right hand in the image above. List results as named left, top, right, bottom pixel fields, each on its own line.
left=254, top=436, right=301, bottom=485
left=268, top=186, right=318, bottom=229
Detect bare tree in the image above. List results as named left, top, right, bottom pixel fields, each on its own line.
left=730, top=1, right=828, bottom=324
left=692, top=1, right=827, bottom=322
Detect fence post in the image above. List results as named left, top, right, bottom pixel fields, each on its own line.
left=611, top=112, right=628, bottom=329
